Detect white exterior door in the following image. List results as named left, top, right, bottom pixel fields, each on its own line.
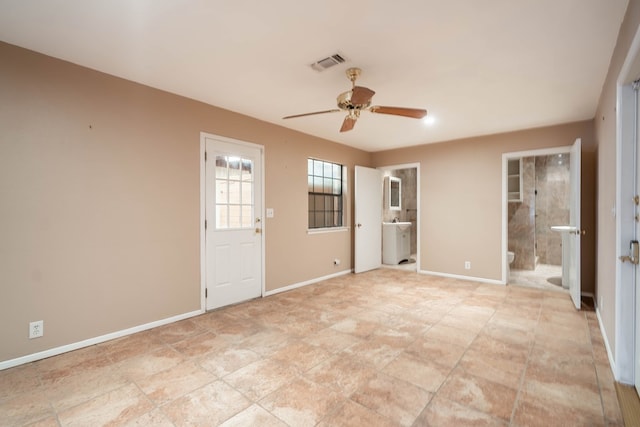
left=568, top=138, right=582, bottom=310
left=205, top=136, right=263, bottom=310
left=354, top=166, right=383, bottom=273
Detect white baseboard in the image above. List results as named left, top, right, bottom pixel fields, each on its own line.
left=419, top=269, right=504, bottom=286
left=596, top=306, right=617, bottom=380
left=264, top=269, right=353, bottom=297
left=0, top=309, right=203, bottom=371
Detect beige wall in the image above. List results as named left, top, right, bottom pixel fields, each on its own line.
left=371, top=121, right=596, bottom=288
left=594, top=0, right=640, bottom=362
left=0, top=42, right=370, bottom=363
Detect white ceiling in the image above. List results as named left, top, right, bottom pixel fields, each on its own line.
left=0, top=0, right=629, bottom=152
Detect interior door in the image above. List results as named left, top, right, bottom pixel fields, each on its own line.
left=568, top=138, right=582, bottom=309
left=354, top=166, right=383, bottom=273
left=635, top=90, right=640, bottom=396
left=205, top=137, right=262, bottom=310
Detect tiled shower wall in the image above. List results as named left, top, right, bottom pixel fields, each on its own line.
left=383, top=168, right=417, bottom=255
left=508, top=155, right=569, bottom=270
left=535, top=155, right=570, bottom=265
left=508, top=157, right=536, bottom=270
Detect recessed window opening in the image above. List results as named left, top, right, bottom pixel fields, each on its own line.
left=308, top=158, right=345, bottom=229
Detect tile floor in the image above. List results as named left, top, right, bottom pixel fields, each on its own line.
left=0, top=269, right=622, bottom=426
left=509, top=264, right=565, bottom=292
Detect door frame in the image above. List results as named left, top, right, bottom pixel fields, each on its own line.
left=613, top=23, right=640, bottom=385
left=200, top=132, right=266, bottom=312
left=501, top=146, right=574, bottom=285
left=377, top=162, right=421, bottom=272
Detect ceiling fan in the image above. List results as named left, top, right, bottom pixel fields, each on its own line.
left=283, top=67, right=428, bottom=132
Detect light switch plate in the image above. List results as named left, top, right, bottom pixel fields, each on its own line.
left=266, top=208, right=274, bottom=218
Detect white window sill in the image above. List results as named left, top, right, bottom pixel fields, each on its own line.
left=307, top=227, right=350, bottom=235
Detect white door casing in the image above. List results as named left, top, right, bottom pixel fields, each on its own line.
left=569, top=138, right=582, bottom=310
left=203, top=135, right=263, bottom=310
left=354, top=166, right=383, bottom=273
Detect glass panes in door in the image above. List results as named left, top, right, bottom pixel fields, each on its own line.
left=215, top=155, right=254, bottom=229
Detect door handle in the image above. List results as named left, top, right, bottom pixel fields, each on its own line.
left=357, top=223, right=362, bottom=228
left=255, top=228, right=262, bottom=234
left=620, top=240, right=639, bottom=264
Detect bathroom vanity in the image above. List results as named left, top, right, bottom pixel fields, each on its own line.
left=382, top=222, right=411, bottom=264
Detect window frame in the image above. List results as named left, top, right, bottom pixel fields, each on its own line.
left=307, top=158, right=347, bottom=231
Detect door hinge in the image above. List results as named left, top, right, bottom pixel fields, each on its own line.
left=205, top=220, right=207, bottom=230
left=205, top=288, right=208, bottom=298
left=204, top=151, right=207, bottom=161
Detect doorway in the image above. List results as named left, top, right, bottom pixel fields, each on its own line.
left=200, top=133, right=264, bottom=311
left=502, top=141, right=582, bottom=309
left=379, top=163, right=420, bottom=272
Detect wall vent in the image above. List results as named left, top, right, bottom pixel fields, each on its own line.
left=310, top=53, right=346, bottom=72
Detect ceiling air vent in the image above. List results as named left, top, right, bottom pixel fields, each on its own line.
left=310, top=53, right=346, bottom=72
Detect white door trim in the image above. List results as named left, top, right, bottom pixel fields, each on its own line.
left=614, top=23, right=640, bottom=385
left=377, top=162, right=421, bottom=272
left=501, top=146, right=572, bottom=285
left=200, top=132, right=265, bottom=311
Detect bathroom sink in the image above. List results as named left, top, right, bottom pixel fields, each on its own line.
left=550, top=225, right=577, bottom=233
left=383, top=221, right=412, bottom=231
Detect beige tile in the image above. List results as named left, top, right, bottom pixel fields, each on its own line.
left=317, top=400, right=399, bottom=427
left=302, top=327, right=362, bottom=353
left=405, top=337, right=466, bottom=369
left=458, top=348, right=525, bottom=390
left=123, top=408, right=175, bottom=426
left=512, top=390, right=604, bottom=426
left=162, top=380, right=250, bottom=426
left=237, top=328, right=294, bottom=357
left=43, top=365, right=128, bottom=411
left=270, top=340, right=332, bottom=372
left=522, top=367, right=603, bottom=418
left=438, top=313, right=488, bottom=333
left=170, top=331, right=231, bottom=358
left=58, top=383, right=153, bottom=427
left=467, top=334, right=529, bottom=366
left=117, top=345, right=184, bottom=382
left=330, top=317, right=380, bottom=338
left=414, top=395, right=507, bottom=426
left=0, top=363, right=41, bottom=400
left=136, top=360, right=217, bottom=405
left=153, top=319, right=203, bottom=344
left=260, top=377, right=343, bottom=425
left=198, top=346, right=262, bottom=377
left=0, top=390, right=54, bottom=427
left=342, top=337, right=404, bottom=370
left=24, top=416, right=60, bottom=427
left=219, top=404, right=287, bottom=427
left=423, top=322, right=478, bottom=348
left=382, top=352, right=451, bottom=392
left=351, top=372, right=432, bottom=427
left=438, top=369, right=518, bottom=421
left=36, top=345, right=112, bottom=381
left=305, top=353, right=377, bottom=397
left=98, top=331, right=165, bottom=363
left=223, top=358, right=299, bottom=401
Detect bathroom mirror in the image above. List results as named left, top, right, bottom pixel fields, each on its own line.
left=389, top=176, right=401, bottom=210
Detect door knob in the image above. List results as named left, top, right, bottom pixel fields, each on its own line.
left=357, top=223, right=362, bottom=228
left=255, top=228, right=262, bottom=234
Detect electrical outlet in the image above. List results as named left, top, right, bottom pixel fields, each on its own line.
left=464, top=261, right=471, bottom=270
left=29, top=320, right=43, bottom=339
left=334, top=258, right=341, bottom=266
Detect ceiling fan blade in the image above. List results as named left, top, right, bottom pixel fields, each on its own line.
left=283, top=109, right=340, bottom=119
left=350, top=86, right=375, bottom=105
left=369, top=106, right=428, bottom=119
left=340, top=115, right=357, bottom=132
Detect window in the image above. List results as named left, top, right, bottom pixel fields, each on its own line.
left=215, top=155, right=254, bottom=229
left=308, top=158, right=344, bottom=229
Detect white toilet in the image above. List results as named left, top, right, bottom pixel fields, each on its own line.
left=507, top=251, right=515, bottom=277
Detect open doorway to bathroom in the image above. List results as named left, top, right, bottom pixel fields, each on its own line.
left=379, top=164, right=420, bottom=272
left=506, top=152, right=570, bottom=292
